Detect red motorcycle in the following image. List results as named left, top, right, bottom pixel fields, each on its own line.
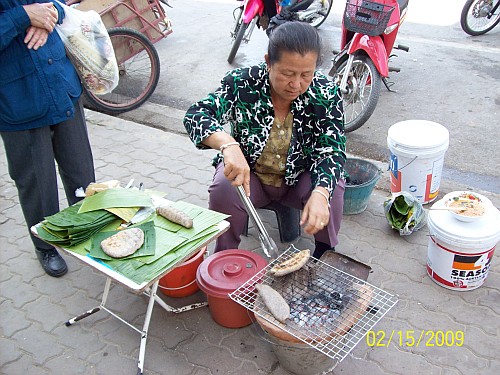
left=329, top=0, right=409, bottom=132
left=228, top=0, right=333, bottom=63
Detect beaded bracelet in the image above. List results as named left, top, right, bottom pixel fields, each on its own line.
left=312, top=188, right=331, bottom=208
left=219, top=142, right=240, bottom=152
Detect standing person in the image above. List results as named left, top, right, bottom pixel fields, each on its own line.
left=184, top=22, right=346, bottom=259
left=0, top=0, right=95, bottom=277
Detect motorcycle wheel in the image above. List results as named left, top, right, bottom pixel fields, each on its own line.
left=228, top=18, right=249, bottom=64
left=460, top=0, right=500, bottom=36
left=332, top=55, right=381, bottom=133
left=310, top=0, right=334, bottom=28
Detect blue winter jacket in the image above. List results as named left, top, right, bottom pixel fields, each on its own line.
left=0, top=0, right=82, bottom=131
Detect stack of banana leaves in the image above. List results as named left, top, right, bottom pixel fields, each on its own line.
left=35, top=188, right=229, bottom=284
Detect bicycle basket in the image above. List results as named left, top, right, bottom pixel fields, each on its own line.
left=343, top=0, right=395, bottom=36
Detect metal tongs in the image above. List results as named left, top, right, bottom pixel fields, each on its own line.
left=236, top=185, right=278, bottom=258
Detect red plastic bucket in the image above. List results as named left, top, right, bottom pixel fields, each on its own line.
left=196, top=249, right=267, bottom=328
left=159, top=246, right=206, bottom=298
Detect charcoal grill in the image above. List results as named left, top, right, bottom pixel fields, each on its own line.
left=229, top=245, right=397, bottom=364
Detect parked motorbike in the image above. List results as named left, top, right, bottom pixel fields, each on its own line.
left=461, top=0, right=500, bottom=36
left=329, top=0, right=409, bottom=132
left=228, top=0, right=333, bottom=63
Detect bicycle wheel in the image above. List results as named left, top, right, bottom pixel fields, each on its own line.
left=310, top=0, right=333, bottom=28
left=460, top=0, right=500, bottom=36
left=84, top=27, right=161, bottom=115
left=228, top=19, right=249, bottom=64
left=331, top=54, right=381, bottom=132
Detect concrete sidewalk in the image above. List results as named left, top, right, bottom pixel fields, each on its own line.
left=1, top=110, right=498, bottom=375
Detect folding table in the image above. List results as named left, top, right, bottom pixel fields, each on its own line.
left=32, top=221, right=229, bottom=375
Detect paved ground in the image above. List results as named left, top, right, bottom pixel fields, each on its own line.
left=1, top=110, right=499, bottom=375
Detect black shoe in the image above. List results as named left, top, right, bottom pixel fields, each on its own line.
left=35, top=248, right=68, bottom=277
left=313, top=241, right=335, bottom=259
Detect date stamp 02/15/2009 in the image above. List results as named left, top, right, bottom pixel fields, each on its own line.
left=366, top=330, right=465, bottom=348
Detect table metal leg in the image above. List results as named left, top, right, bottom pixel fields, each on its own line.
left=65, top=277, right=208, bottom=374
left=137, top=280, right=159, bottom=375
left=65, top=277, right=112, bottom=326
left=65, top=306, right=101, bottom=326
left=152, top=293, right=208, bottom=313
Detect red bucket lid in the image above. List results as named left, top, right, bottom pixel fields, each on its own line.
left=196, top=249, right=268, bottom=299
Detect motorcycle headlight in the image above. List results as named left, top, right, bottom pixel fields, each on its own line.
left=384, top=23, right=398, bottom=35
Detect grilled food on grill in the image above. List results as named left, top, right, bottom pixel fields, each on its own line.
left=270, top=249, right=310, bottom=277
left=101, top=228, right=144, bottom=258
left=255, top=283, right=290, bottom=323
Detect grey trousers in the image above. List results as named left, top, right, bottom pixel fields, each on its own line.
left=1, top=99, right=95, bottom=251
left=209, top=162, right=345, bottom=252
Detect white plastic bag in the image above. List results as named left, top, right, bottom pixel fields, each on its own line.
left=55, top=2, right=118, bottom=95
left=383, top=192, right=427, bottom=236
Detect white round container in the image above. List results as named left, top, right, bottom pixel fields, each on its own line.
left=387, top=120, right=449, bottom=204
left=427, top=192, right=500, bottom=291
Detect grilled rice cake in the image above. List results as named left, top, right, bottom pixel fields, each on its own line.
left=270, top=249, right=310, bottom=277
left=255, top=283, right=290, bottom=323
left=101, top=228, right=144, bottom=258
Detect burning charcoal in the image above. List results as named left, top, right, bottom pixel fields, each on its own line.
left=329, top=301, right=342, bottom=310
left=341, top=294, right=351, bottom=306
left=326, top=317, right=336, bottom=325
left=366, top=305, right=379, bottom=314
left=299, top=312, right=308, bottom=320
left=330, top=291, right=341, bottom=300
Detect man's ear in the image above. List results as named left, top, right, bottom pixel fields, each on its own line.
left=264, top=54, right=270, bottom=67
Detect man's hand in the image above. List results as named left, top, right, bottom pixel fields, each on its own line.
left=24, top=26, right=50, bottom=50
left=23, top=2, right=58, bottom=33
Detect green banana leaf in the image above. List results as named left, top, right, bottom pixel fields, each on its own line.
left=78, top=188, right=152, bottom=213
left=38, top=201, right=119, bottom=246
left=105, top=207, right=141, bottom=221
left=46, top=200, right=229, bottom=285
left=135, top=227, right=188, bottom=264
left=174, top=201, right=229, bottom=238
left=45, top=203, right=113, bottom=228
left=88, top=221, right=156, bottom=260
left=393, top=195, right=411, bottom=215
left=69, top=219, right=124, bottom=256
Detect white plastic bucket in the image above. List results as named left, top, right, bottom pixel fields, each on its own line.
left=427, top=192, right=500, bottom=291
left=387, top=120, right=449, bottom=204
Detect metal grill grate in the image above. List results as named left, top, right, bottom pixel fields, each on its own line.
left=229, top=246, right=398, bottom=363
